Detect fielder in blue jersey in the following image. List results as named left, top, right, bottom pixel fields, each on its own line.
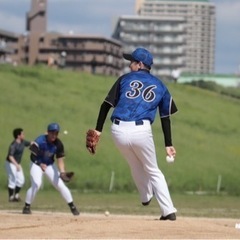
left=88, top=47, right=178, bottom=221
left=22, top=123, right=79, bottom=216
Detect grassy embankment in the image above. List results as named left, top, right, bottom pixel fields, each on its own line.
left=0, top=65, right=239, bottom=217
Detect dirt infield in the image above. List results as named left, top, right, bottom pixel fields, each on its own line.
left=0, top=210, right=239, bottom=239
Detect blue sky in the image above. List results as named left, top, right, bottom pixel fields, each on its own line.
left=0, top=0, right=239, bottom=74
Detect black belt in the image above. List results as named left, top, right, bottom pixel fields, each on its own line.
left=113, top=119, right=144, bottom=126
left=31, top=159, right=53, bottom=166
left=31, top=159, right=40, bottom=166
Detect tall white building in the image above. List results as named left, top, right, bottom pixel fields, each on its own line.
left=113, top=0, right=216, bottom=79
left=136, top=0, right=216, bottom=74
left=113, top=15, right=186, bottom=78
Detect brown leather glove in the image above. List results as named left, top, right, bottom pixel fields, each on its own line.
left=86, top=129, right=100, bottom=154
left=60, top=172, right=74, bottom=182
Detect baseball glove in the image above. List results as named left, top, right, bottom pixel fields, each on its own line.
left=86, top=129, right=100, bottom=154
left=60, top=172, right=74, bottom=183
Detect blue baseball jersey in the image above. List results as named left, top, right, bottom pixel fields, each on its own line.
left=105, top=69, right=177, bottom=123
left=30, top=134, right=64, bottom=166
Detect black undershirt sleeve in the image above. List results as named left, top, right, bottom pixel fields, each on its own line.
left=29, top=142, right=40, bottom=156
left=55, top=139, right=65, bottom=158
left=95, top=101, right=112, bottom=132
left=160, top=116, right=172, bottom=147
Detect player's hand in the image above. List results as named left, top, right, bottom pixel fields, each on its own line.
left=165, top=146, right=176, bottom=158
left=16, top=164, right=21, bottom=171
left=40, top=163, right=47, bottom=172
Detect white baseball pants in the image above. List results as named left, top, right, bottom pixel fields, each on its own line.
left=5, top=161, right=25, bottom=188
left=111, top=120, right=177, bottom=216
left=25, top=162, right=73, bottom=204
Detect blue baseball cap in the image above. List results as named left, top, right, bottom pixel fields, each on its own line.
left=123, top=48, right=153, bottom=68
left=47, top=123, right=60, bottom=132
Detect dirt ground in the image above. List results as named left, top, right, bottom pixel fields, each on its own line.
left=0, top=210, right=239, bottom=239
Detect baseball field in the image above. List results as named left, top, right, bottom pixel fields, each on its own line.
left=0, top=65, right=240, bottom=239
left=1, top=211, right=239, bottom=239
left=1, top=191, right=240, bottom=239
left=0, top=65, right=239, bottom=194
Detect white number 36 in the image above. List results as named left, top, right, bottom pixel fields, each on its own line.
left=125, top=80, right=157, bottom=102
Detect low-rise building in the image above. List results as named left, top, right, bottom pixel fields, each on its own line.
left=0, top=0, right=123, bottom=77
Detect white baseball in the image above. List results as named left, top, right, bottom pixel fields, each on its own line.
left=63, top=130, right=68, bottom=135
left=104, top=211, right=110, bottom=217
left=166, top=155, right=175, bottom=163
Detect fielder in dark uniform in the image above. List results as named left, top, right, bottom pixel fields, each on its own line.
left=90, top=47, right=178, bottom=221
left=5, top=128, right=31, bottom=202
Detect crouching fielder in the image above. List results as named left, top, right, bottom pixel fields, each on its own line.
left=22, top=123, right=79, bottom=216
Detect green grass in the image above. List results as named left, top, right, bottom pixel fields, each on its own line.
left=1, top=190, right=239, bottom=219
left=0, top=64, right=240, bottom=196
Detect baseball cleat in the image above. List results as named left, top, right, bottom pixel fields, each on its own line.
left=9, top=196, right=16, bottom=202
left=9, top=198, right=20, bottom=202
left=159, top=213, right=176, bottom=221
left=22, top=206, right=32, bottom=214
left=14, top=194, right=21, bottom=202
left=14, top=197, right=21, bottom=202
left=142, top=198, right=152, bottom=206
left=70, top=206, right=80, bottom=216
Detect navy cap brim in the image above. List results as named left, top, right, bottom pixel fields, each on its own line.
left=123, top=53, right=135, bottom=62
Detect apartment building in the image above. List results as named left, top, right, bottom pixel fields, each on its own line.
left=0, top=0, right=123, bottom=76
left=0, top=29, right=19, bottom=64
left=112, top=15, right=187, bottom=79
left=135, top=0, right=216, bottom=75
left=112, top=0, right=215, bottom=79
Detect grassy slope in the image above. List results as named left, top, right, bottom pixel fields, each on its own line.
left=0, top=65, right=240, bottom=195
left=1, top=190, right=240, bottom=218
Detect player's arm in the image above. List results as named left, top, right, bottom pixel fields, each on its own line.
left=159, top=97, right=177, bottom=147
left=161, top=117, right=176, bottom=157
left=95, top=76, right=122, bottom=133
left=86, top=100, right=111, bottom=154
left=57, top=157, right=65, bottom=173
left=95, top=101, right=112, bottom=133
left=8, top=155, right=21, bottom=170
left=29, top=142, right=40, bottom=156
left=8, top=145, right=21, bottom=170
left=161, top=116, right=172, bottom=147
left=158, top=88, right=178, bottom=144
left=159, top=93, right=178, bottom=157
left=29, top=141, right=44, bottom=168
left=24, top=140, right=32, bottom=147
left=55, top=139, right=66, bottom=172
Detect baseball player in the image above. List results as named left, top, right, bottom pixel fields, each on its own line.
left=22, top=123, right=79, bottom=216
left=5, top=128, right=31, bottom=202
left=89, top=48, right=178, bottom=220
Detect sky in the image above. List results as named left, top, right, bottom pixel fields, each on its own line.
left=0, top=0, right=239, bottom=75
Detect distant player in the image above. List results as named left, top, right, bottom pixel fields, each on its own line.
left=5, top=128, right=31, bottom=202
left=22, top=123, right=79, bottom=216
left=171, top=69, right=181, bottom=83
left=87, top=48, right=178, bottom=220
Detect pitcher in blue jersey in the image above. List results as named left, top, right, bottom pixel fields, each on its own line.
left=89, top=47, right=178, bottom=221
left=22, top=123, right=79, bottom=216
